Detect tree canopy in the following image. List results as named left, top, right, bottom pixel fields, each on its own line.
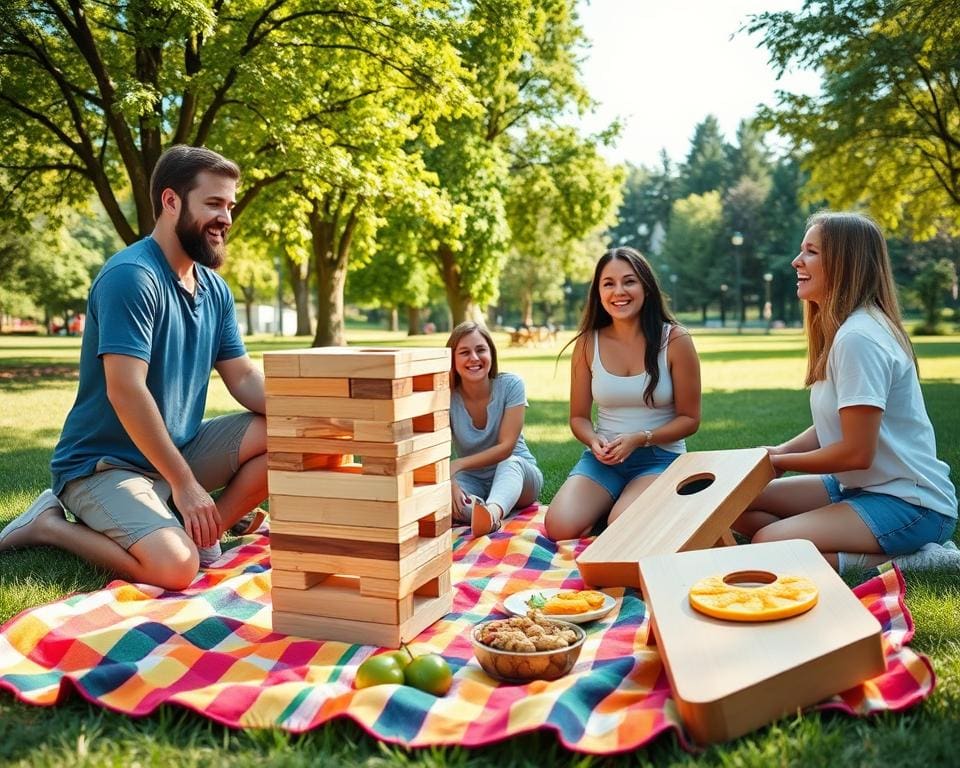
left=749, top=0, right=960, bottom=237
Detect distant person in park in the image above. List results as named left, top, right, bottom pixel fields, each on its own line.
left=545, top=247, right=701, bottom=541
left=447, top=321, right=543, bottom=537
left=0, top=145, right=268, bottom=590
left=736, top=212, right=958, bottom=573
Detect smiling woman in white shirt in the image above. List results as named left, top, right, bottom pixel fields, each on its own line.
left=736, top=212, right=958, bottom=573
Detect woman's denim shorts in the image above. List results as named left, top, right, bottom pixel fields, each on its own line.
left=823, top=474, right=957, bottom=555
left=569, top=445, right=681, bottom=501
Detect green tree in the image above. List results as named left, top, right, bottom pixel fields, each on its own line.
left=423, top=0, right=597, bottom=324
left=680, top=115, right=732, bottom=197
left=749, top=0, right=960, bottom=236
left=907, top=258, right=958, bottom=334
left=661, top=191, right=724, bottom=322
left=501, top=126, right=622, bottom=325
left=724, top=175, right=773, bottom=323
left=0, top=0, right=465, bottom=254
left=607, top=154, right=678, bottom=253
left=218, top=235, right=278, bottom=336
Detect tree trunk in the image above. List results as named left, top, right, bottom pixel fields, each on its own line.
left=309, top=193, right=361, bottom=347
left=313, top=258, right=346, bottom=346
left=701, top=302, right=707, bottom=325
left=288, top=255, right=313, bottom=336
left=407, top=305, right=422, bottom=336
left=388, top=306, right=399, bottom=331
left=522, top=294, right=534, bottom=327
left=438, top=243, right=476, bottom=326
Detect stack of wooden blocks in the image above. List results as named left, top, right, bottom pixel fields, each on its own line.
left=263, top=346, right=454, bottom=648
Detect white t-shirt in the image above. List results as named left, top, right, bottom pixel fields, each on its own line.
left=810, top=307, right=957, bottom=518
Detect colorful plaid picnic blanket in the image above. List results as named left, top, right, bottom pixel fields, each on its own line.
left=0, top=507, right=935, bottom=753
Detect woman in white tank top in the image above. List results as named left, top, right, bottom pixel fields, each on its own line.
left=544, top=248, right=701, bottom=541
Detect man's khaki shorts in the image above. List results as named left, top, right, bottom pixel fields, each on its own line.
left=60, top=412, right=255, bottom=550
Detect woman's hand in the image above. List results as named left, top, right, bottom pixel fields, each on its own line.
left=450, top=476, right=470, bottom=517
left=601, top=432, right=641, bottom=465
left=762, top=445, right=787, bottom=478
left=589, top=433, right=617, bottom=464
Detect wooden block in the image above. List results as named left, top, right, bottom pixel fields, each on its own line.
left=268, top=390, right=448, bottom=429
left=413, top=372, right=450, bottom=391
left=265, top=377, right=350, bottom=397
left=270, top=518, right=420, bottom=544
left=351, top=419, right=414, bottom=443
left=271, top=529, right=453, bottom=581
left=412, top=459, right=450, bottom=484
left=271, top=569, right=325, bottom=590
left=357, top=549, right=453, bottom=598
left=271, top=532, right=419, bottom=561
left=418, top=510, right=452, bottom=538
left=267, top=453, right=352, bottom=471
left=269, top=481, right=451, bottom=529
left=268, top=466, right=414, bottom=502
left=272, top=589, right=453, bottom=648
left=577, top=448, right=775, bottom=588
left=414, top=570, right=451, bottom=599
left=266, top=395, right=379, bottom=420
left=273, top=574, right=415, bottom=624
left=413, top=410, right=450, bottom=433
left=349, top=377, right=413, bottom=399
left=361, top=441, right=451, bottom=477
left=263, top=352, right=300, bottom=377
left=638, top=540, right=886, bottom=744
left=293, top=347, right=450, bottom=380
left=267, top=427, right=450, bottom=458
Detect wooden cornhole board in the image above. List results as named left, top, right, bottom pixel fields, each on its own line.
left=638, top=539, right=886, bottom=744
left=577, top=448, right=774, bottom=588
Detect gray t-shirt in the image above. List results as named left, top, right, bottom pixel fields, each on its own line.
left=450, top=372, right=538, bottom=478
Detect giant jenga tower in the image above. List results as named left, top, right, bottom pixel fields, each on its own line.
left=263, top=346, right=454, bottom=648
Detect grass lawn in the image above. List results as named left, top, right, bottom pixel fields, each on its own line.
left=1, top=329, right=958, bottom=767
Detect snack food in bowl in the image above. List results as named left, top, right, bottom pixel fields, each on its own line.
left=471, top=610, right=586, bottom=683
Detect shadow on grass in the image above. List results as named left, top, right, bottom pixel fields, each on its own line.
left=0, top=361, right=80, bottom=393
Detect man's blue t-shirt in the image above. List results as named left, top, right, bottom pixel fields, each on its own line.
left=50, top=236, right=246, bottom=494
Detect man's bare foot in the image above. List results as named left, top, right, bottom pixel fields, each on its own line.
left=0, top=489, right=66, bottom=552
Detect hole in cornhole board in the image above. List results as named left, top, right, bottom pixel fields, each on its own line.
left=722, top=570, right=777, bottom=588
left=676, top=473, right=715, bottom=496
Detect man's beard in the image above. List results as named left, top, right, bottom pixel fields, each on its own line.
left=175, top=208, right=226, bottom=270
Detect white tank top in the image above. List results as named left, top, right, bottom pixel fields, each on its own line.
left=592, top=326, right=685, bottom=453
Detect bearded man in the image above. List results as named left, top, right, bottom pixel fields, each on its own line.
left=0, top=146, right=268, bottom=589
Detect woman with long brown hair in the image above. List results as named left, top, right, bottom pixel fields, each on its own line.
left=446, top=322, right=542, bottom=537
left=544, top=247, right=701, bottom=541
left=736, top=212, right=958, bottom=572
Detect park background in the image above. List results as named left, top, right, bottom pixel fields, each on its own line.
left=1, top=1, right=959, bottom=766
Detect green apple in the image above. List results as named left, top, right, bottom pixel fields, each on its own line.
left=403, top=653, right=453, bottom=696
left=354, top=654, right=405, bottom=689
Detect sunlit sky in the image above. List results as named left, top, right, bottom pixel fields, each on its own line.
left=574, top=0, right=820, bottom=168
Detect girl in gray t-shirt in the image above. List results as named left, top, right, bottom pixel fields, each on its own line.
left=446, top=322, right=542, bottom=537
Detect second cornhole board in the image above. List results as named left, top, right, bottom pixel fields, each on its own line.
left=577, top=448, right=775, bottom=588
left=638, top=539, right=886, bottom=744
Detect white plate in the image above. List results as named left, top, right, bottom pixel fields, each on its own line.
left=503, top=588, right=617, bottom=624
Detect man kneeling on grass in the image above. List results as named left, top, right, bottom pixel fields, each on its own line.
left=0, top=145, right=268, bottom=590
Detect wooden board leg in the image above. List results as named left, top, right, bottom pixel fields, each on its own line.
left=716, top=529, right=737, bottom=547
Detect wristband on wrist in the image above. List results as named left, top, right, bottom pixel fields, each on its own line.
left=642, top=429, right=654, bottom=447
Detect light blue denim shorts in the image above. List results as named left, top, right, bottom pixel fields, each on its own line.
left=569, top=445, right=681, bottom=501
left=823, top=474, right=957, bottom=555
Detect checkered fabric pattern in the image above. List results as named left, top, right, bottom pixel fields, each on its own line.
left=0, top=508, right=935, bottom=753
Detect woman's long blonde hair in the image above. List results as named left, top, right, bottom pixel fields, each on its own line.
left=802, top=211, right=914, bottom=385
